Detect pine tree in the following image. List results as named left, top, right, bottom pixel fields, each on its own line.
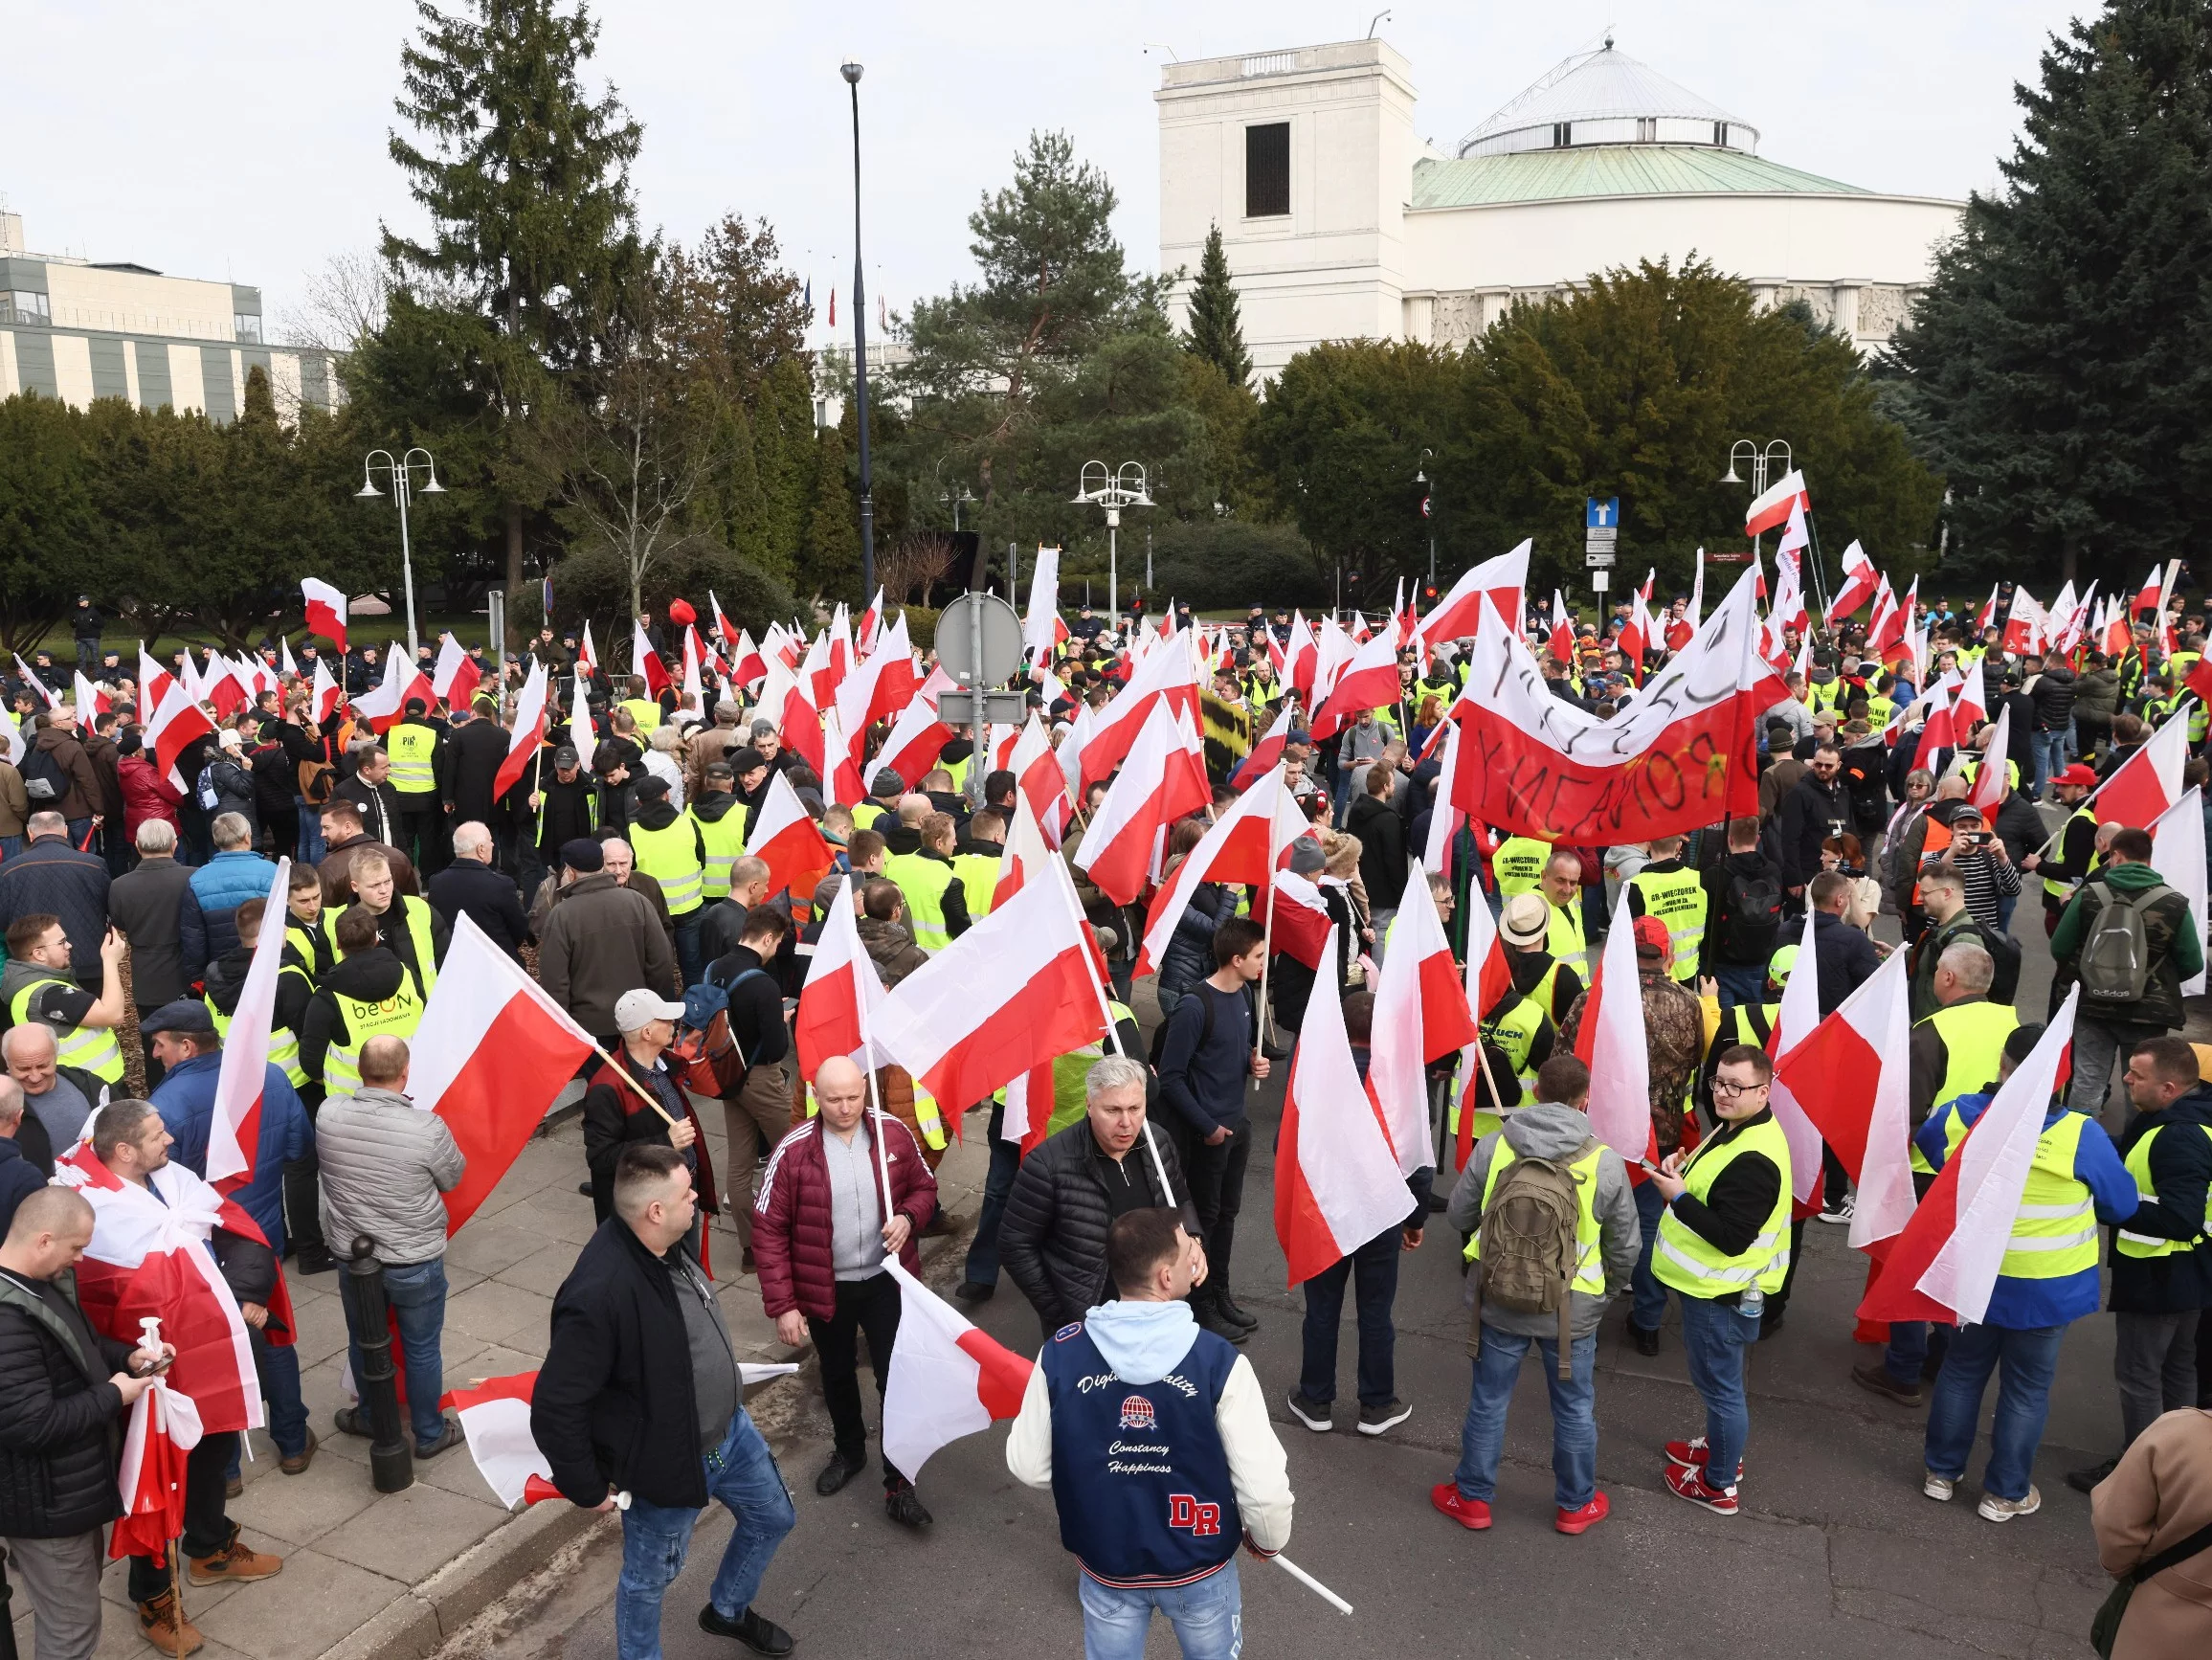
left=1891, top=0, right=2212, bottom=584
left=1183, top=223, right=1252, bottom=388
left=796, top=427, right=860, bottom=602
left=381, top=0, right=648, bottom=639
left=751, top=356, right=817, bottom=572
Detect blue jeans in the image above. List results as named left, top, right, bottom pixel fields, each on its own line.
left=1628, top=1179, right=1668, bottom=1333
left=1924, top=1322, right=2065, bottom=1501
left=2030, top=729, right=2068, bottom=797
left=963, top=1111, right=1022, bottom=1287
left=1883, top=1319, right=1953, bottom=1386
left=1454, top=1329, right=1598, bottom=1509
left=1298, top=1226, right=1400, bottom=1407
left=0, top=834, right=19, bottom=862
left=1678, top=1296, right=1759, bottom=1489
left=296, top=797, right=326, bottom=864
left=1078, top=1559, right=1241, bottom=1660
left=64, top=817, right=93, bottom=849
left=347, top=1258, right=450, bottom=1449
left=1709, top=961, right=1768, bottom=1008
left=228, top=1334, right=310, bottom=1477
left=617, top=1410, right=796, bottom=1660
left=673, top=912, right=704, bottom=990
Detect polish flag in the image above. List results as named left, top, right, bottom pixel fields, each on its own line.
left=872, top=692, right=954, bottom=789
left=1006, top=712, right=1071, bottom=846
left=578, top=620, right=599, bottom=675
left=871, top=860, right=1109, bottom=1112
left=680, top=625, right=705, bottom=716
left=145, top=677, right=217, bottom=793
left=109, top=1382, right=205, bottom=1562
left=1072, top=700, right=1211, bottom=907
left=1080, top=630, right=1202, bottom=790
left=881, top=1259, right=1034, bottom=1482
left=1275, top=924, right=1416, bottom=1285
left=494, top=660, right=552, bottom=799
left=1419, top=540, right=1531, bottom=644
left=2134, top=564, right=2165, bottom=621
left=994, top=794, right=1059, bottom=909
left=1285, top=611, right=1320, bottom=702
left=138, top=645, right=175, bottom=710
left=1618, top=590, right=1651, bottom=684
left=777, top=675, right=826, bottom=780
left=1954, top=656, right=1988, bottom=732
left=1134, top=769, right=1301, bottom=977
left=569, top=666, right=596, bottom=759
left=2001, top=589, right=2042, bottom=657
left=11, top=654, right=56, bottom=707
left=1308, top=617, right=1357, bottom=709
left=1827, top=540, right=1879, bottom=623
left=2148, top=789, right=2210, bottom=998
left=1977, top=583, right=2003, bottom=634
left=709, top=590, right=745, bottom=651
left=858, top=586, right=884, bottom=654
left=745, top=771, right=835, bottom=901
left=1744, top=468, right=1808, bottom=539
left=630, top=619, right=671, bottom=699
left=1370, top=873, right=1477, bottom=1178
left=1307, top=628, right=1401, bottom=741
left=302, top=577, right=348, bottom=654
left=793, top=627, right=832, bottom=715
left=2091, top=704, right=2190, bottom=829
left=1021, top=547, right=1063, bottom=664
left=1766, top=549, right=1809, bottom=638
left=1775, top=947, right=1917, bottom=1250
left=1451, top=886, right=1514, bottom=1170
left=279, top=636, right=298, bottom=680
left=2102, top=596, right=2134, bottom=659
left=433, top=633, right=482, bottom=711
left=1773, top=498, right=1812, bottom=585
left=72, top=670, right=111, bottom=718
left=311, top=660, right=343, bottom=724
left=837, top=613, right=918, bottom=737
left=1548, top=591, right=1575, bottom=662
left=1759, top=910, right=1830, bottom=1206
left=1421, top=718, right=1471, bottom=883
left=1573, top=886, right=1655, bottom=1165
left=1968, top=706, right=2013, bottom=817
left=796, top=874, right=888, bottom=1079
left=1265, top=869, right=1335, bottom=972
left=202, top=659, right=247, bottom=721
left=821, top=706, right=867, bottom=809
left=827, top=605, right=857, bottom=699
left=1861, top=992, right=2082, bottom=1326
left=352, top=641, right=425, bottom=733
left=990, top=797, right=1071, bottom=1155
left=726, top=627, right=766, bottom=689
left=203, top=859, right=293, bottom=1194
left=409, top=914, right=600, bottom=1231
left=1232, top=702, right=1297, bottom=794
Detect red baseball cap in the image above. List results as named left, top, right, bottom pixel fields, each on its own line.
left=2052, top=763, right=2099, bottom=789
left=1632, top=915, right=1673, bottom=959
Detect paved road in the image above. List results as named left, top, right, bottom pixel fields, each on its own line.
left=457, top=887, right=2136, bottom=1660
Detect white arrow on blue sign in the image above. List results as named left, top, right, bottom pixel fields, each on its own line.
left=1586, top=497, right=1620, bottom=529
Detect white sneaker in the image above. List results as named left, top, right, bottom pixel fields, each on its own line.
left=1923, top=1471, right=1955, bottom=1502
left=1977, top=1485, right=2042, bottom=1522
left=1818, top=1195, right=1856, bottom=1225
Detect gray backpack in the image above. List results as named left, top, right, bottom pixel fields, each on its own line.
left=2076, top=881, right=2177, bottom=1007
left=1468, top=1136, right=1595, bottom=1380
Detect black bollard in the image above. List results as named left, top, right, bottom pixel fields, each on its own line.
left=342, top=1236, right=414, bottom=1493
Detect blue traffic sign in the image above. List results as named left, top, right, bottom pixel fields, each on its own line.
left=1586, top=497, right=1620, bottom=529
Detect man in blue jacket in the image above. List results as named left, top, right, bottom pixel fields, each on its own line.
left=179, top=812, right=278, bottom=982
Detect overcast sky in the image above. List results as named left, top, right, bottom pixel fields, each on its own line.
left=11, top=1, right=2094, bottom=346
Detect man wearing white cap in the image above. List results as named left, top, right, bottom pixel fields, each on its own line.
left=579, top=989, right=718, bottom=1236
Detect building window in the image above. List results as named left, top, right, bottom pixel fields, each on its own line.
left=1713, top=122, right=1727, bottom=146
left=1552, top=122, right=1574, bottom=148
left=1245, top=123, right=1289, bottom=218
left=1636, top=118, right=1657, bottom=144
left=234, top=312, right=263, bottom=343
left=1, top=289, right=50, bottom=325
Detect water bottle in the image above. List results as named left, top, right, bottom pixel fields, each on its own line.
left=1738, top=1288, right=1765, bottom=1322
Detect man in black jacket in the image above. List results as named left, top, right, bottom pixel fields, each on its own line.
left=999, top=1056, right=1200, bottom=1345
left=534, top=1145, right=796, bottom=1658
left=1776, top=745, right=1849, bottom=899
left=704, top=909, right=793, bottom=1267
left=426, top=821, right=530, bottom=961
left=0, top=1187, right=168, bottom=1659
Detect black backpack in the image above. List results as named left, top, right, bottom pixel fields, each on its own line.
left=1971, top=919, right=2024, bottom=1008
left=1148, top=989, right=1217, bottom=1068
left=17, top=742, right=67, bottom=804
left=1716, top=865, right=1783, bottom=960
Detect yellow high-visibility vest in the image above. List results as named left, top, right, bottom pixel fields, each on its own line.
left=385, top=722, right=439, bottom=797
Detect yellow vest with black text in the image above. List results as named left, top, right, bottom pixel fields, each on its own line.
left=321, top=976, right=426, bottom=1095
left=1492, top=836, right=1552, bottom=900
left=1652, top=1115, right=1793, bottom=1297
left=1864, top=694, right=1895, bottom=729
left=7, top=977, right=123, bottom=1084
left=695, top=806, right=749, bottom=902
left=386, top=895, right=440, bottom=1002
left=2114, top=1122, right=2212, bottom=1259
left=1630, top=864, right=1707, bottom=981
left=631, top=812, right=706, bottom=916
left=385, top=721, right=439, bottom=798
left=1999, top=1112, right=2100, bottom=1280
left=1462, top=1139, right=1605, bottom=1296
left=1478, top=992, right=1550, bottom=1101
left=883, top=850, right=956, bottom=953
left=207, top=964, right=312, bottom=1088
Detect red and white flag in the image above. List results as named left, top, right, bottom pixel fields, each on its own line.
left=632, top=619, right=672, bottom=699
left=1071, top=700, right=1210, bottom=907
left=880, top=1259, right=1034, bottom=1481
left=1775, top=947, right=1916, bottom=1250
left=2001, top=589, right=2043, bottom=657
left=1954, top=656, right=1988, bottom=732
left=72, top=670, right=111, bottom=718
left=145, top=678, right=216, bottom=793
left=494, top=660, right=552, bottom=799
left=569, top=665, right=596, bottom=760
left=1419, top=540, right=1531, bottom=644
left=1744, top=468, right=1808, bottom=539
left=1451, top=887, right=1514, bottom=1170
left=1021, top=547, right=1064, bottom=664
left=1369, top=872, right=1477, bottom=1178
left=2149, top=788, right=2210, bottom=998
left=2092, top=704, right=2191, bottom=829
left=1573, top=886, right=1654, bottom=1165
left=1307, top=628, right=1400, bottom=741
left=1006, top=711, right=1071, bottom=846
left=302, top=577, right=348, bottom=655
left=409, top=914, right=601, bottom=1231
left=1861, top=992, right=2082, bottom=1326
left=1232, top=701, right=1297, bottom=793
left=11, top=655, right=55, bottom=707
left=1827, top=540, right=1879, bottom=623
left=795, top=874, right=888, bottom=1080
left=1265, top=869, right=1335, bottom=972
left=871, top=860, right=1108, bottom=1112
left=1773, top=498, right=1811, bottom=586
left=307, top=659, right=340, bottom=723
left=1760, top=909, right=1829, bottom=1207
left=138, top=645, right=175, bottom=710
left=858, top=586, right=885, bottom=654
left=709, top=589, right=744, bottom=650
left=1080, top=630, right=1202, bottom=790
left=1133, top=768, right=1300, bottom=977
left=1548, top=592, right=1575, bottom=662
left=1977, top=582, right=2003, bottom=634
left=578, top=620, right=599, bottom=675
left=1284, top=610, right=1320, bottom=702
left=433, top=633, right=482, bottom=710
left=1420, top=720, right=1469, bottom=880
left=203, top=859, right=293, bottom=1193
left=745, top=771, right=834, bottom=901
left=110, top=1381, right=204, bottom=1562
left=1275, top=924, right=1416, bottom=1285
left=1967, top=706, right=2013, bottom=816
left=352, top=641, right=428, bottom=733
left=872, top=690, right=954, bottom=789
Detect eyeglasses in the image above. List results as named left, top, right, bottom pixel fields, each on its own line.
left=1712, top=1078, right=1770, bottom=1098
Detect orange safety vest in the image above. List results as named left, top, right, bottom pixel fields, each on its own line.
left=1910, top=816, right=1955, bottom=907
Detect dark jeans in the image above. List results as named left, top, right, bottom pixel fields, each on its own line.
left=284, top=1141, right=325, bottom=1258
left=346, top=1257, right=451, bottom=1449
left=673, top=910, right=704, bottom=990
left=1627, top=1178, right=1668, bottom=1333
left=1298, top=1225, right=1401, bottom=1407
left=1765, top=1218, right=1812, bottom=1326
left=1925, top=1322, right=2064, bottom=1502
left=2116, top=1309, right=2201, bottom=1447
left=1709, top=960, right=1768, bottom=1008
left=1884, top=1319, right=1954, bottom=1386
left=128, top=1430, right=238, bottom=1601
left=397, top=803, right=443, bottom=873
left=807, top=1271, right=904, bottom=1483
left=1173, top=1118, right=1252, bottom=1288
left=963, top=1104, right=1022, bottom=1287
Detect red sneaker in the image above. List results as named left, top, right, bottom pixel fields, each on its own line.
left=1429, top=1481, right=1492, bottom=1531
left=1554, top=1492, right=1609, bottom=1535
left=1664, top=1463, right=1739, bottom=1515
left=1664, top=1436, right=1743, bottom=1484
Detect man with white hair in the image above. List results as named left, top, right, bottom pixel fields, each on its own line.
left=107, top=819, right=195, bottom=1048
left=425, top=819, right=531, bottom=961
left=2, top=1025, right=101, bottom=1179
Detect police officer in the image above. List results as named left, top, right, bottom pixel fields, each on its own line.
left=384, top=697, right=447, bottom=872
left=1007, top=1205, right=1294, bottom=1655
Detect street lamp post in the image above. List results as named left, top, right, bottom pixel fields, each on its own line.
left=356, top=448, right=443, bottom=659
left=841, top=60, right=876, bottom=602
left=1072, top=461, right=1153, bottom=624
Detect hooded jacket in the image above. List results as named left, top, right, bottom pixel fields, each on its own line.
left=299, top=946, right=413, bottom=1094
left=856, top=915, right=927, bottom=988
left=2051, top=862, right=2204, bottom=1031
left=1445, top=1104, right=1641, bottom=1336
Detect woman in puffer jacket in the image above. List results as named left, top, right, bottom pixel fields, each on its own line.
left=1154, top=819, right=1230, bottom=1017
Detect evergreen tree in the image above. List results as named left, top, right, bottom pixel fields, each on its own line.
left=796, top=427, right=860, bottom=603
left=1891, top=0, right=2212, bottom=584
left=1183, top=224, right=1252, bottom=388
left=750, top=356, right=817, bottom=573
left=381, top=0, right=648, bottom=638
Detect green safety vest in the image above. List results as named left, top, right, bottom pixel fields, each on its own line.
left=617, top=697, right=663, bottom=736
left=850, top=801, right=893, bottom=832
left=386, top=722, right=439, bottom=797
left=2114, top=1121, right=2212, bottom=1259
left=1478, top=993, right=1549, bottom=1100
left=1918, top=999, right=2019, bottom=1159
left=883, top=850, right=957, bottom=953
left=382, top=895, right=440, bottom=1002
left=946, top=752, right=972, bottom=792
left=1999, top=1112, right=2100, bottom=1281
left=951, top=852, right=999, bottom=921
left=1546, top=897, right=1587, bottom=964
left=284, top=916, right=331, bottom=981
left=206, top=964, right=312, bottom=1087
left=1652, top=1115, right=1793, bottom=1298
left=1492, top=837, right=1552, bottom=900
left=2044, top=805, right=2100, bottom=903
left=7, top=976, right=124, bottom=1084
left=1462, top=1140, right=1606, bottom=1296
left=631, top=812, right=705, bottom=915
left=695, top=806, right=749, bottom=901
left=320, top=976, right=427, bottom=1094
left=1864, top=694, right=1895, bottom=729
left=1630, top=864, right=1707, bottom=982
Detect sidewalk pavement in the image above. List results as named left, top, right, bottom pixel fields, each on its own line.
left=7, top=1092, right=994, bottom=1660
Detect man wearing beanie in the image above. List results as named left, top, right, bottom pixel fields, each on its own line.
left=538, top=837, right=675, bottom=1049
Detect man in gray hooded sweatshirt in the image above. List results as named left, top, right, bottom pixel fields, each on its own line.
left=1433, top=1052, right=1640, bottom=1535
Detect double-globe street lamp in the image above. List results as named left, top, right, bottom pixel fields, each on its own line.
left=356, top=448, right=443, bottom=659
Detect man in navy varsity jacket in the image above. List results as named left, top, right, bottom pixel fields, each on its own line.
left=1007, top=1207, right=1293, bottom=1659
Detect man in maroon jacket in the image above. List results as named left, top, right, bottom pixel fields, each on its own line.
left=753, top=1055, right=937, bottom=1529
